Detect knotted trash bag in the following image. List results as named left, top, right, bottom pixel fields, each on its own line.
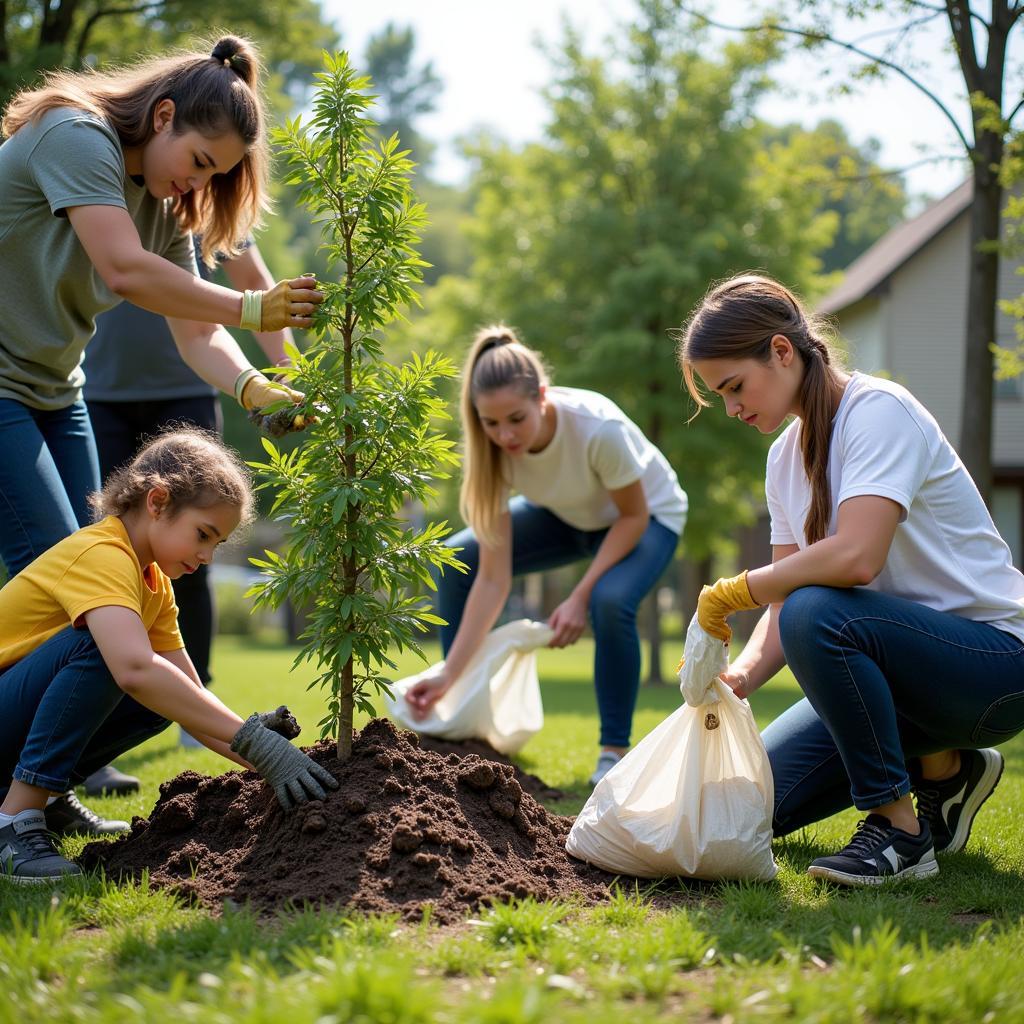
left=565, top=614, right=776, bottom=881
left=385, top=619, right=551, bottom=755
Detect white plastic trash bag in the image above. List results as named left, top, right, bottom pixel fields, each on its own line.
left=566, top=616, right=776, bottom=881
left=678, top=612, right=729, bottom=708
left=385, top=619, right=551, bottom=755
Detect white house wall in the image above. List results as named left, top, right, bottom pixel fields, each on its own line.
left=994, top=238, right=1024, bottom=467
left=886, top=215, right=971, bottom=447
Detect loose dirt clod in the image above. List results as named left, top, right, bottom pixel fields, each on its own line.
left=81, top=718, right=609, bottom=922
left=416, top=735, right=565, bottom=801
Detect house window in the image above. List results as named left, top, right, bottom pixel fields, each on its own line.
left=995, top=374, right=1022, bottom=400
left=994, top=341, right=1023, bottom=400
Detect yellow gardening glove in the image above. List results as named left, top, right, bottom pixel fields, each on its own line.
left=235, top=370, right=312, bottom=437
left=696, top=570, right=760, bottom=644
left=237, top=372, right=304, bottom=412
left=254, top=276, right=323, bottom=332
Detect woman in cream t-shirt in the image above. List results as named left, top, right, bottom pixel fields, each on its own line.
left=405, top=327, right=687, bottom=785
left=677, top=273, right=1024, bottom=889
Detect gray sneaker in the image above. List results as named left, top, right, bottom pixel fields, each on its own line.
left=45, top=791, right=129, bottom=837
left=83, top=763, right=139, bottom=797
left=0, top=810, right=82, bottom=884
left=589, top=750, right=623, bottom=786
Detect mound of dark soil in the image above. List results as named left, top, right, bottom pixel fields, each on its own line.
left=415, top=735, right=565, bottom=802
left=81, top=718, right=611, bottom=922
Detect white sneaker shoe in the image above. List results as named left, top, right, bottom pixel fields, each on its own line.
left=589, top=750, right=623, bottom=786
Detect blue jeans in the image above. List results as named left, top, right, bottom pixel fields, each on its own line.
left=765, top=586, right=1024, bottom=836
left=439, top=497, right=679, bottom=748
left=0, top=398, right=100, bottom=577
left=0, top=627, right=169, bottom=800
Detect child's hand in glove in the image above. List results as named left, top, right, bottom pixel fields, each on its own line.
left=231, top=713, right=338, bottom=810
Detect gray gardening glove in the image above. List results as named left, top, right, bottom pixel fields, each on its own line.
left=231, top=713, right=338, bottom=810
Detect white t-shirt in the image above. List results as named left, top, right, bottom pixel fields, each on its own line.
left=504, top=387, right=687, bottom=535
left=766, top=372, right=1024, bottom=641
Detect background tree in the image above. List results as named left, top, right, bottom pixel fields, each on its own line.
left=0, top=0, right=339, bottom=110
left=759, top=119, right=908, bottom=274
left=364, top=21, right=442, bottom=168
left=398, top=0, right=837, bottom=681
left=249, top=52, right=463, bottom=760
left=684, top=0, right=1024, bottom=502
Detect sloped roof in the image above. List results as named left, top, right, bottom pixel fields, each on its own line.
left=819, top=178, right=972, bottom=315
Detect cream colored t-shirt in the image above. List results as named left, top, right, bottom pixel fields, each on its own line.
left=0, top=516, right=182, bottom=669
left=504, top=387, right=687, bottom=535
left=766, top=372, right=1024, bottom=641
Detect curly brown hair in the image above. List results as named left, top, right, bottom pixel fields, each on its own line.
left=89, top=425, right=253, bottom=525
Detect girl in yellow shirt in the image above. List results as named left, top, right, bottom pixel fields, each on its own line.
left=0, top=427, right=336, bottom=884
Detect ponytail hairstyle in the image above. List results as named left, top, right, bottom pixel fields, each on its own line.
left=2, top=34, right=269, bottom=265
left=676, top=274, right=845, bottom=545
left=89, top=424, right=254, bottom=526
left=459, top=325, right=549, bottom=546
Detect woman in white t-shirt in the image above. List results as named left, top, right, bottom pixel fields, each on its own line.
left=676, top=273, right=1024, bottom=888
left=405, top=327, right=687, bottom=783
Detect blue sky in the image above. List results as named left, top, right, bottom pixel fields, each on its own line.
left=325, top=1, right=1020, bottom=204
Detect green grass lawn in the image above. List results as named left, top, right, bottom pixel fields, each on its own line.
left=4, top=636, right=1024, bottom=1022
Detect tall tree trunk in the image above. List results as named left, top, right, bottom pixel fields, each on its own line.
left=644, top=590, right=665, bottom=686
left=948, top=0, right=1011, bottom=502
left=0, top=2, right=10, bottom=67
left=958, top=157, right=1004, bottom=500
left=38, top=0, right=78, bottom=51
left=645, top=374, right=665, bottom=685
left=681, top=555, right=713, bottom=626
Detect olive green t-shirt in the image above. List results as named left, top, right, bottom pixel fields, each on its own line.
left=0, top=107, right=197, bottom=410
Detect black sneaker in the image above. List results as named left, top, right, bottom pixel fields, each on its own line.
left=0, top=811, right=82, bottom=884
left=807, top=814, right=939, bottom=887
left=45, top=791, right=129, bottom=836
left=83, top=764, right=140, bottom=797
left=913, top=748, right=1004, bottom=854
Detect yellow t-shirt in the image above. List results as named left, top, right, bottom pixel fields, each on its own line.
left=0, top=516, right=183, bottom=670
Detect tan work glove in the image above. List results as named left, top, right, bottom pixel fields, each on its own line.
left=239, top=275, right=323, bottom=332
left=696, top=570, right=761, bottom=644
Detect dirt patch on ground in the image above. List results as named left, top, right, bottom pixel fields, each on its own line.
left=415, top=735, right=564, bottom=802
left=81, top=718, right=611, bottom=922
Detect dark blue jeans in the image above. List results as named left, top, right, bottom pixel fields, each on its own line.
left=765, top=586, right=1024, bottom=836
left=0, top=626, right=169, bottom=800
left=0, top=398, right=100, bottom=578
left=439, top=497, right=679, bottom=748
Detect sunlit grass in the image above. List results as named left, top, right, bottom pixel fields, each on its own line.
left=3, top=636, right=1023, bottom=1021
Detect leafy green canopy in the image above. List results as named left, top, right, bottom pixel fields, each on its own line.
left=403, top=0, right=837, bottom=559
left=0, top=0, right=339, bottom=114
left=248, top=52, right=464, bottom=759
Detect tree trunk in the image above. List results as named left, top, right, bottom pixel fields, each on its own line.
left=0, top=3, right=10, bottom=67
left=948, top=0, right=1011, bottom=503
left=680, top=555, right=713, bottom=625
left=644, top=368, right=666, bottom=685
left=337, top=664, right=353, bottom=761
left=644, top=589, right=665, bottom=685
left=38, top=0, right=78, bottom=51
left=958, top=164, right=1003, bottom=498
left=957, top=144, right=1005, bottom=502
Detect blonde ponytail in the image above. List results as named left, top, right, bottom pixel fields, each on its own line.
left=459, top=325, right=548, bottom=546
